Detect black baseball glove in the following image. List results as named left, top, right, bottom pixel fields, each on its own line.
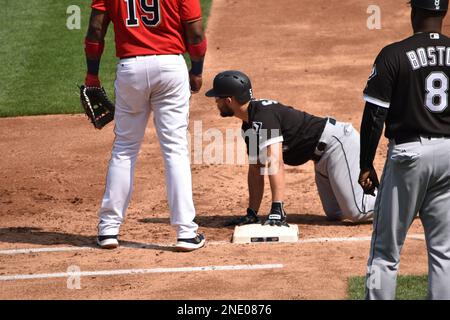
left=79, top=85, right=115, bottom=129
left=263, top=202, right=289, bottom=227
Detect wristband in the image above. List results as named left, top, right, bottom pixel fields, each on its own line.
left=190, top=60, right=204, bottom=76
left=86, top=58, right=101, bottom=76
left=85, top=74, right=100, bottom=87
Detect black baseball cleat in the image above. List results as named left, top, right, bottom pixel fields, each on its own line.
left=225, top=213, right=260, bottom=226
left=175, top=234, right=206, bottom=252
left=263, top=215, right=289, bottom=227
left=263, top=202, right=289, bottom=227
left=97, top=235, right=119, bottom=249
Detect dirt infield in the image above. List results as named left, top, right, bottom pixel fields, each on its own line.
left=1, top=0, right=448, bottom=299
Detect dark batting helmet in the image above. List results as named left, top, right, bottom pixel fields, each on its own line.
left=410, top=0, right=448, bottom=11
left=205, top=70, right=253, bottom=104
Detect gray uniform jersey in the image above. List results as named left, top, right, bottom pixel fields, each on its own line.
left=363, top=32, right=450, bottom=299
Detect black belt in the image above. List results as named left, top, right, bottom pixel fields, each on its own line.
left=311, top=118, right=336, bottom=162
left=328, top=117, right=336, bottom=125
left=311, top=142, right=327, bottom=162
left=393, top=135, right=450, bottom=145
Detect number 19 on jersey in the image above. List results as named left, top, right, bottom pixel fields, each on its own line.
left=124, top=0, right=161, bottom=27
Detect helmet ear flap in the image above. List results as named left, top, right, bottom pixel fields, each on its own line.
left=235, top=87, right=253, bottom=104
left=235, top=96, right=248, bottom=104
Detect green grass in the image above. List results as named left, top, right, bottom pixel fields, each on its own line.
left=0, top=0, right=213, bottom=117
left=348, top=275, right=429, bottom=300
left=200, top=0, right=213, bottom=28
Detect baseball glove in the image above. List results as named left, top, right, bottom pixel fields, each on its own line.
left=79, top=85, right=115, bottom=129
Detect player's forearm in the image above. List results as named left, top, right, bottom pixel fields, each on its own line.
left=268, top=160, right=285, bottom=202
left=248, top=164, right=264, bottom=212
left=85, top=45, right=103, bottom=80
left=360, top=102, right=387, bottom=170
left=184, top=19, right=206, bottom=75
left=266, top=143, right=285, bottom=202
left=84, top=10, right=109, bottom=85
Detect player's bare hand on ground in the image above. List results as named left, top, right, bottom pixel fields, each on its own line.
left=358, top=168, right=379, bottom=196
left=189, top=72, right=202, bottom=93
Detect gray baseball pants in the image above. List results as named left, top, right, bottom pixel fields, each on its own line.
left=314, top=120, right=376, bottom=222
left=365, top=137, right=450, bottom=300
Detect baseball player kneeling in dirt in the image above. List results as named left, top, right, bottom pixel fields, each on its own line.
left=205, top=71, right=376, bottom=226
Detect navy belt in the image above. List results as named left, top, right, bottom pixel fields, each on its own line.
left=119, top=53, right=180, bottom=60
left=120, top=55, right=152, bottom=60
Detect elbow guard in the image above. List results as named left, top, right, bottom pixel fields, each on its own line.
left=85, top=39, right=105, bottom=58
left=187, top=37, right=207, bottom=58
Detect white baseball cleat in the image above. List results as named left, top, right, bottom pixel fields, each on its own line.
left=175, top=234, right=206, bottom=252
left=97, top=235, right=119, bottom=249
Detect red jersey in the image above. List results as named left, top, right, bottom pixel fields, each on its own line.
left=91, top=0, right=202, bottom=58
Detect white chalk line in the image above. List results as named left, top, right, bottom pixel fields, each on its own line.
left=0, top=246, right=93, bottom=255
left=0, top=264, right=284, bottom=281
left=0, top=234, right=425, bottom=256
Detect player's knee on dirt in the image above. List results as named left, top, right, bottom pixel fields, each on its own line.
left=324, top=210, right=344, bottom=222
left=322, top=201, right=373, bottom=223
left=341, top=207, right=373, bottom=223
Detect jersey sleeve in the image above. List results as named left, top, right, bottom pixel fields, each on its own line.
left=91, top=0, right=107, bottom=12
left=254, top=109, right=284, bottom=151
left=180, top=0, right=202, bottom=22
left=241, top=109, right=283, bottom=164
left=363, top=46, right=397, bottom=109
left=241, top=122, right=259, bottom=163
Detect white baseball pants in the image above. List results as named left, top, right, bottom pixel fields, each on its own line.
left=98, top=54, right=198, bottom=239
